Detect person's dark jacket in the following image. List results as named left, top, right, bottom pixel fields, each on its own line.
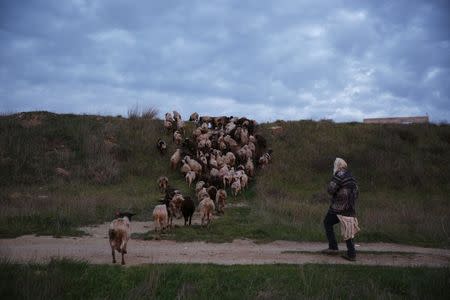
left=327, top=169, right=358, bottom=216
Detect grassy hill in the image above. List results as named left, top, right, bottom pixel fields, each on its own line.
left=0, top=111, right=449, bottom=247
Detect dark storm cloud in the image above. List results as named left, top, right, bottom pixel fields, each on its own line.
left=0, top=0, right=449, bottom=122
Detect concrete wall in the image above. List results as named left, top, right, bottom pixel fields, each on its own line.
left=363, top=116, right=429, bottom=124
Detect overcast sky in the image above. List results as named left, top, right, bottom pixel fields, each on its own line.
left=1, top=0, right=449, bottom=122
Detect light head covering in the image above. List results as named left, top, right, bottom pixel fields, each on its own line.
left=333, top=157, right=348, bottom=174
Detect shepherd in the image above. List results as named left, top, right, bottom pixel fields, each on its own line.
left=321, top=158, right=360, bottom=261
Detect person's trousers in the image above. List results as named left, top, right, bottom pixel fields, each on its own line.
left=323, top=212, right=356, bottom=257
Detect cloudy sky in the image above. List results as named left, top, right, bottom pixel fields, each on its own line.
left=1, top=0, right=449, bottom=122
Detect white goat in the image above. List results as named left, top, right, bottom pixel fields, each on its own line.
left=108, top=212, right=135, bottom=265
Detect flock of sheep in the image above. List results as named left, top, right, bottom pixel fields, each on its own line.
left=108, top=111, right=272, bottom=264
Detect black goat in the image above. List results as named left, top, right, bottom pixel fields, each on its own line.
left=181, top=196, right=195, bottom=226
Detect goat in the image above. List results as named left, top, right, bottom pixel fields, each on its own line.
left=215, top=189, right=227, bottom=214
left=197, top=187, right=209, bottom=202
left=258, top=149, right=273, bottom=169
left=153, top=205, right=168, bottom=237
left=185, top=170, right=196, bottom=188
left=173, top=130, right=182, bottom=145
left=195, top=181, right=206, bottom=195
left=240, top=173, right=249, bottom=191
left=108, top=212, right=135, bottom=265
left=156, top=138, right=167, bottom=155
left=170, top=149, right=182, bottom=169
left=231, top=178, right=241, bottom=200
left=199, top=197, right=215, bottom=227
left=164, top=120, right=173, bottom=133
left=207, top=185, right=217, bottom=201
left=171, top=193, right=184, bottom=218
left=157, top=176, right=169, bottom=193
left=245, top=158, right=255, bottom=177
left=189, top=112, right=199, bottom=122
left=181, top=196, right=195, bottom=226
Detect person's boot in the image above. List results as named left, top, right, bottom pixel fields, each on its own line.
left=341, top=254, right=356, bottom=261
left=321, top=248, right=339, bottom=255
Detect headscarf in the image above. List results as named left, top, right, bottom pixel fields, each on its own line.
left=333, top=157, right=348, bottom=175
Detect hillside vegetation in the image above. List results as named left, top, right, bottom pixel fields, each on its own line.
left=0, top=111, right=449, bottom=246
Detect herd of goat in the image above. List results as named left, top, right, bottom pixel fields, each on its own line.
left=109, top=111, right=272, bottom=264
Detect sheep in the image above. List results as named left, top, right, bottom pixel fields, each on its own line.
left=170, top=149, right=182, bottom=169
left=207, top=185, right=217, bottom=201
left=237, top=145, right=252, bottom=162
left=225, top=121, right=236, bottom=134
left=108, top=212, right=135, bottom=265
left=176, top=118, right=185, bottom=133
left=181, top=138, right=197, bottom=157
left=195, top=181, right=206, bottom=195
left=153, top=205, right=168, bottom=236
left=197, top=187, right=209, bottom=202
left=180, top=162, right=191, bottom=174
left=184, top=156, right=202, bottom=175
left=171, top=193, right=184, bottom=217
left=224, top=135, right=239, bottom=152
left=225, top=152, right=236, bottom=167
left=164, top=120, right=173, bottom=132
left=173, top=110, right=181, bottom=121
left=223, top=168, right=234, bottom=188
left=189, top=112, right=199, bottom=122
left=198, top=152, right=208, bottom=167
left=157, top=176, right=169, bottom=193
left=209, top=155, right=218, bottom=169
left=199, top=196, right=215, bottom=227
left=173, top=130, right=182, bottom=145
left=245, top=158, right=255, bottom=177
left=185, top=170, right=196, bottom=188
left=231, top=178, right=241, bottom=200
left=240, top=128, right=249, bottom=145
left=215, top=189, right=227, bottom=214
left=167, top=193, right=184, bottom=227
left=165, top=112, right=175, bottom=122
left=258, top=149, right=273, bottom=169
left=240, top=173, right=249, bottom=191
left=199, top=115, right=213, bottom=126
left=181, top=196, right=195, bottom=226
left=156, top=138, right=167, bottom=155
left=210, top=167, right=220, bottom=178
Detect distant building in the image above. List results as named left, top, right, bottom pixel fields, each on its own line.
left=363, top=116, right=429, bottom=124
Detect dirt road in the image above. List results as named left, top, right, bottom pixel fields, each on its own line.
left=1, top=221, right=449, bottom=267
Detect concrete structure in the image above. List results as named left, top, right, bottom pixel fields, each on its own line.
left=363, top=116, right=429, bottom=124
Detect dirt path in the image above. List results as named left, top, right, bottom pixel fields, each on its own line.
left=1, top=221, right=449, bottom=267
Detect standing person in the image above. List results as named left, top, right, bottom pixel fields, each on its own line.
left=321, top=158, right=360, bottom=261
